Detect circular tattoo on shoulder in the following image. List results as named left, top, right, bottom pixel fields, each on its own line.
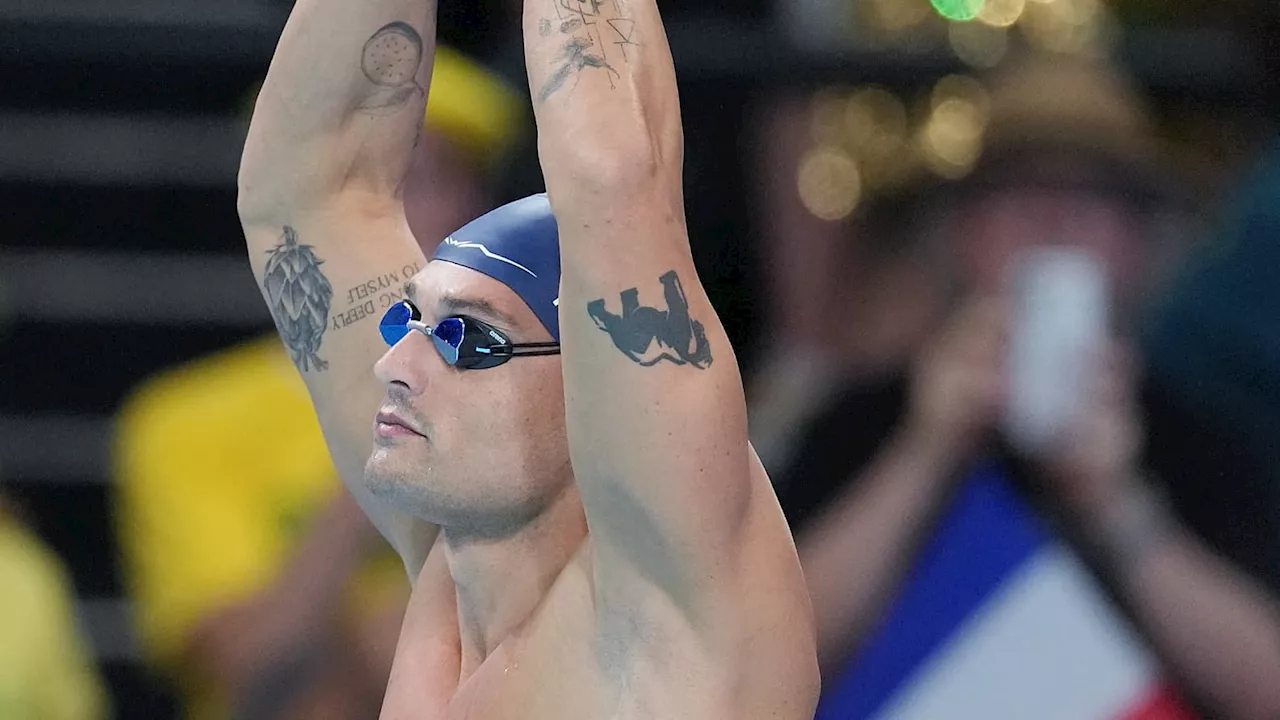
left=361, top=22, right=423, bottom=86
left=357, top=22, right=425, bottom=114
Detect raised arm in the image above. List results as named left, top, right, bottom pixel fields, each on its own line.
left=523, top=0, right=764, bottom=615
left=238, top=0, right=440, bottom=572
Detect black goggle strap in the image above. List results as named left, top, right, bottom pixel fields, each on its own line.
left=458, top=318, right=561, bottom=358
left=474, top=342, right=561, bottom=358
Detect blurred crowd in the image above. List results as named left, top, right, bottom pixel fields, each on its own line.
left=3, top=0, right=1279, bottom=718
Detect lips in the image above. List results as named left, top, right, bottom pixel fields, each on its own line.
left=375, top=410, right=425, bottom=438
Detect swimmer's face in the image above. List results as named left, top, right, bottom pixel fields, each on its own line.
left=367, top=262, right=571, bottom=535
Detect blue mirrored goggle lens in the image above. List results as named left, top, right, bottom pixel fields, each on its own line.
left=432, top=317, right=465, bottom=365
left=379, top=302, right=415, bottom=347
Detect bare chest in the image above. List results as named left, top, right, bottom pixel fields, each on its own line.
left=379, top=559, right=607, bottom=720
left=376, top=536, right=812, bottom=720
left=382, top=633, right=712, bottom=720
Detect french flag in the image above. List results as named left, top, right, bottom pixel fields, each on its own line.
left=816, top=462, right=1197, bottom=720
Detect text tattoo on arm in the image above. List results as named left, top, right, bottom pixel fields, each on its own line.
left=356, top=21, right=426, bottom=114
left=262, top=226, right=422, bottom=372
left=587, top=271, right=714, bottom=369
left=536, top=0, right=641, bottom=104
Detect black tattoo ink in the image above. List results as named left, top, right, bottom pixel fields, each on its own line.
left=263, top=227, right=334, bottom=371
left=561, top=18, right=585, bottom=33
left=538, top=63, right=576, bottom=104
left=559, top=0, right=598, bottom=20
left=607, top=17, right=639, bottom=61
left=330, top=263, right=422, bottom=332
left=587, top=271, right=714, bottom=369
left=539, top=18, right=553, bottom=36
left=357, top=21, right=425, bottom=114
left=537, top=36, right=619, bottom=104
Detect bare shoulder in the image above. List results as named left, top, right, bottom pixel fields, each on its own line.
left=433, top=516, right=816, bottom=720
left=548, top=460, right=818, bottom=719
left=382, top=538, right=461, bottom=720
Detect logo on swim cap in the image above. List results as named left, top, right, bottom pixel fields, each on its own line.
left=431, top=194, right=562, bottom=341
left=439, top=236, right=538, bottom=278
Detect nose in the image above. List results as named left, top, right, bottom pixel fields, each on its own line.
left=373, top=329, right=438, bottom=394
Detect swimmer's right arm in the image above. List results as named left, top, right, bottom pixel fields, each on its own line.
left=237, top=0, right=441, bottom=574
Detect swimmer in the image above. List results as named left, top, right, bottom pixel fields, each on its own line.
left=237, top=0, right=819, bottom=717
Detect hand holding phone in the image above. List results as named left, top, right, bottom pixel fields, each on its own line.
left=1004, top=247, right=1109, bottom=454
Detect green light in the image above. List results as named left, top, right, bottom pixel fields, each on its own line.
left=931, top=0, right=985, bottom=22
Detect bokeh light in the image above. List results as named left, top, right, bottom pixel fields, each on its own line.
left=949, top=18, right=1008, bottom=67
left=810, top=89, right=850, bottom=146
left=797, top=146, right=863, bottom=221
left=845, top=86, right=910, bottom=189
left=931, top=0, right=985, bottom=22
left=932, top=74, right=991, bottom=118
left=846, top=87, right=909, bottom=156
left=919, top=95, right=987, bottom=178
left=870, top=0, right=933, bottom=33
left=978, top=0, right=1027, bottom=27
left=1020, top=0, right=1115, bottom=56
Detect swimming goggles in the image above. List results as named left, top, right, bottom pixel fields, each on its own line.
left=379, top=300, right=561, bottom=370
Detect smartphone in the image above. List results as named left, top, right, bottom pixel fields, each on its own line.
left=1004, top=247, right=1109, bottom=454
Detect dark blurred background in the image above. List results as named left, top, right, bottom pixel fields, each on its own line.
left=0, top=0, right=1276, bottom=718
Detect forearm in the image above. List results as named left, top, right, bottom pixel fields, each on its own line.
left=800, top=428, right=965, bottom=676
left=522, top=0, right=681, bottom=204
left=1086, top=485, right=1280, bottom=720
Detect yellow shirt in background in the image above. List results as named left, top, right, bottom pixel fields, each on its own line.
left=114, top=337, right=404, bottom=720
left=0, top=516, right=109, bottom=720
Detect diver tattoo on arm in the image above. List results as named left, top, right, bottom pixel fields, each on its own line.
left=587, top=271, right=713, bottom=368
left=263, top=226, right=334, bottom=372
left=535, top=0, right=640, bottom=104
left=356, top=21, right=426, bottom=114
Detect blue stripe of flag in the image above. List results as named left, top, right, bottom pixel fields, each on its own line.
left=815, top=461, right=1051, bottom=720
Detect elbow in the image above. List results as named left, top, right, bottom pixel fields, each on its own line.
left=546, top=142, right=664, bottom=195
left=540, top=118, right=681, bottom=197
left=235, top=165, right=284, bottom=230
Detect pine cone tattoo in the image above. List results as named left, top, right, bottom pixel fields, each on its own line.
left=263, top=226, right=333, bottom=371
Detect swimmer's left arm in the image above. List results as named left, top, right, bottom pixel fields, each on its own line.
left=522, top=0, right=779, bottom=622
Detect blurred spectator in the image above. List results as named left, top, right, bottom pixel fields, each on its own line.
left=1139, top=143, right=1280, bottom=591
left=745, top=92, right=948, bottom=478
left=1141, top=0, right=1280, bottom=507
left=781, top=52, right=1280, bottom=719
left=0, top=495, right=110, bottom=720
left=113, top=47, right=522, bottom=720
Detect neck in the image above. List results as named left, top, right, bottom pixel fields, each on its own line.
left=442, top=482, right=586, bottom=677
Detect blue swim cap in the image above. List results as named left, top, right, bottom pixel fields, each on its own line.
left=431, top=194, right=562, bottom=341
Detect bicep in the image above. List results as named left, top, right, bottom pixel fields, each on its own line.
left=559, top=209, right=753, bottom=598
left=243, top=205, right=433, bottom=567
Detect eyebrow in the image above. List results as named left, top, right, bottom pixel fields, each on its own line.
left=437, top=294, right=518, bottom=329
left=404, top=279, right=519, bottom=329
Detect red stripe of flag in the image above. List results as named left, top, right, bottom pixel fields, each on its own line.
left=1116, top=682, right=1198, bottom=720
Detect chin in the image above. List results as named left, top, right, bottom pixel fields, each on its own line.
left=364, top=446, right=427, bottom=504
left=363, top=449, right=470, bottom=524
